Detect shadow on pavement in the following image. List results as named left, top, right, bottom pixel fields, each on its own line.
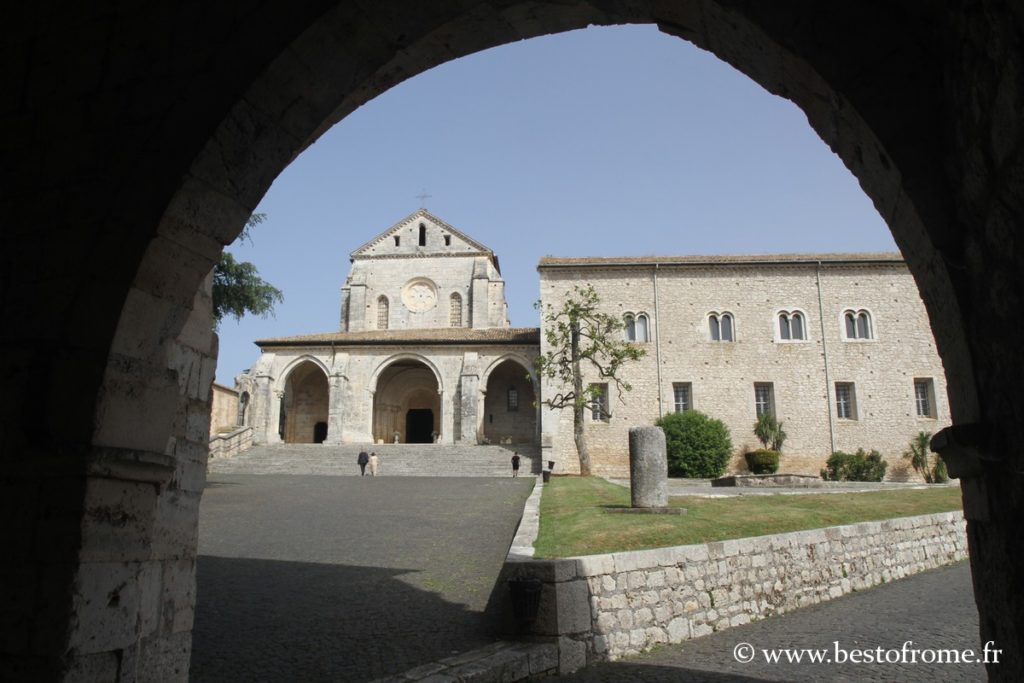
left=191, top=555, right=496, bottom=682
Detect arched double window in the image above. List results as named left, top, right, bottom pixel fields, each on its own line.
left=377, top=296, right=389, bottom=330
left=624, top=313, right=650, bottom=342
left=778, top=310, right=806, bottom=341
left=450, top=292, right=463, bottom=327
left=843, top=309, right=873, bottom=339
left=708, top=312, right=735, bottom=342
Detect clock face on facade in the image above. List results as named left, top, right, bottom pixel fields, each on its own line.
left=402, top=279, right=438, bottom=312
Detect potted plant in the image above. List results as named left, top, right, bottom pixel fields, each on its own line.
left=746, top=413, right=786, bottom=474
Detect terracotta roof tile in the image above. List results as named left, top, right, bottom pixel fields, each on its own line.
left=256, top=327, right=540, bottom=347
left=538, top=252, right=904, bottom=267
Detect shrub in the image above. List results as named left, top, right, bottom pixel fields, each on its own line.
left=821, top=448, right=888, bottom=482
left=656, top=410, right=733, bottom=478
left=753, top=412, right=787, bottom=451
left=745, top=449, right=780, bottom=474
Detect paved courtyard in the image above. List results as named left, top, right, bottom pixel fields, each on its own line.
left=190, top=474, right=535, bottom=682
left=553, top=561, right=983, bottom=682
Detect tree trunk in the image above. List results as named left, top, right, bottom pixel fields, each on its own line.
left=571, top=320, right=592, bottom=476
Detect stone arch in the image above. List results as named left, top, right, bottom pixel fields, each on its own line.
left=279, top=359, right=330, bottom=444
left=371, top=356, right=442, bottom=444
left=8, top=3, right=1024, bottom=678
left=481, top=356, right=538, bottom=445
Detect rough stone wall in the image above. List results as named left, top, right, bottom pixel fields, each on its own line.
left=539, top=262, right=950, bottom=478
left=209, top=383, right=238, bottom=436
left=515, top=511, right=966, bottom=666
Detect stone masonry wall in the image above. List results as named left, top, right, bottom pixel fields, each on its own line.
left=511, top=511, right=966, bottom=669
left=512, top=509, right=966, bottom=671
left=538, top=261, right=950, bottom=479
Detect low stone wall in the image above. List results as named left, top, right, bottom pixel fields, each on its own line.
left=505, top=511, right=966, bottom=669
left=209, top=426, right=253, bottom=459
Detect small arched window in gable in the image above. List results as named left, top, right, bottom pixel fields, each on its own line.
left=377, top=296, right=389, bottom=330
left=418, top=223, right=427, bottom=246
left=450, top=293, right=463, bottom=327
left=843, top=309, right=873, bottom=340
left=778, top=310, right=806, bottom=340
left=393, top=235, right=400, bottom=247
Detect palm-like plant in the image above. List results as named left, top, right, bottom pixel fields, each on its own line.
left=904, top=431, right=935, bottom=483
left=753, top=412, right=787, bottom=452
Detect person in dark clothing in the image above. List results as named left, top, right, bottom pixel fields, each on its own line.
left=357, top=450, right=369, bottom=476
left=511, top=452, right=521, bottom=478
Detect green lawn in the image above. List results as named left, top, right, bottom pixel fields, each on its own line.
left=533, top=476, right=963, bottom=558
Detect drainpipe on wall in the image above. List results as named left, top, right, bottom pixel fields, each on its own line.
left=654, top=263, right=664, bottom=418
left=816, top=261, right=837, bottom=453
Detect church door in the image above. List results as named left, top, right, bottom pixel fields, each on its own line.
left=405, top=409, right=434, bottom=443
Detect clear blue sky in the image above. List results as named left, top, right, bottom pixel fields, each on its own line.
left=214, top=24, right=895, bottom=385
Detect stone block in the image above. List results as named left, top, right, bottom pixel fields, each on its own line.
left=558, top=636, right=587, bottom=674
left=576, top=554, right=615, bottom=577
left=79, top=478, right=159, bottom=564
left=68, top=561, right=142, bottom=654
left=628, top=426, right=668, bottom=507
left=63, top=651, right=120, bottom=683
left=527, top=643, right=559, bottom=675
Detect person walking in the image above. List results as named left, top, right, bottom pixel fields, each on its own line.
left=368, top=451, right=379, bottom=477
left=511, top=451, right=521, bottom=478
left=357, top=450, right=369, bottom=476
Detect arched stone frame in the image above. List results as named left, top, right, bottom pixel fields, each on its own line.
left=272, top=355, right=332, bottom=444
left=479, top=353, right=541, bottom=445
left=17, top=3, right=1024, bottom=678
left=838, top=306, right=877, bottom=342
left=707, top=310, right=736, bottom=342
left=368, top=353, right=450, bottom=444
left=774, top=307, right=811, bottom=342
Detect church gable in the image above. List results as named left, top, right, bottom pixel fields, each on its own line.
left=350, top=209, right=494, bottom=262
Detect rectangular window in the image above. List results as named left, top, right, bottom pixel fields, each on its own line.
left=507, top=388, right=519, bottom=412
left=589, top=383, right=609, bottom=422
left=754, top=382, right=775, bottom=418
left=673, top=383, right=692, bottom=413
left=835, top=382, right=857, bottom=420
left=914, top=378, right=936, bottom=418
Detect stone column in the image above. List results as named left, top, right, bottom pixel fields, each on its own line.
left=326, top=373, right=347, bottom=444
left=629, top=426, right=668, bottom=508
left=459, top=352, right=480, bottom=443
left=253, top=374, right=273, bottom=444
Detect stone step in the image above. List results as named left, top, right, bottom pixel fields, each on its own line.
left=209, top=442, right=546, bottom=477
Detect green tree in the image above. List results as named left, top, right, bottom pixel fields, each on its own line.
left=656, top=410, right=733, bottom=478
left=535, top=284, right=645, bottom=476
left=213, top=213, right=283, bottom=326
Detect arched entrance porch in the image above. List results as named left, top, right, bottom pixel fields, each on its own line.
left=373, top=359, right=441, bottom=444
left=280, top=361, right=330, bottom=444
left=482, top=358, right=538, bottom=445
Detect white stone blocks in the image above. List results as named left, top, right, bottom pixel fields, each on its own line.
left=530, top=510, right=967, bottom=664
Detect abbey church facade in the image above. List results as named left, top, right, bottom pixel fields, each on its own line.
left=240, top=210, right=949, bottom=478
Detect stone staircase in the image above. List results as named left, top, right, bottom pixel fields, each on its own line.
left=207, top=442, right=543, bottom=477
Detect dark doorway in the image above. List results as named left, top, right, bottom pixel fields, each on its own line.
left=405, top=409, right=434, bottom=443
left=314, top=421, right=328, bottom=444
